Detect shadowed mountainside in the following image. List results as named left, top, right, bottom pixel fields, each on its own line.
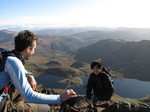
left=72, top=39, right=150, bottom=81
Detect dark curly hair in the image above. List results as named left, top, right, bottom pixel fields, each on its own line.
left=14, top=30, right=38, bottom=52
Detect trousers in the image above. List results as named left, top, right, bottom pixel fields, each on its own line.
left=2, top=84, right=51, bottom=112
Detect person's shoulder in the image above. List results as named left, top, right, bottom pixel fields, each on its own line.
left=6, top=57, right=24, bottom=70
left=89, top=72, right=95, bottom=78
left=101, top=70, right=107, bottom=74
left=90, top=72, right=95, bottom=76
left=102, top=67, right=109, bottom=74
left=6, top=56, right=22, bottom=64
left=100, top=71, right=109, bottom=78
left=7, top=56, right=18, bottom=60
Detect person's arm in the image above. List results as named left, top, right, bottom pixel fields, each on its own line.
left=24, top=69, right=33, bottom=77
left=86, top=74, right=93, bottom=99
left=5, top=57, right=77, bottom=104
left=60, top=89, right=77, bottom=102
left=27, top=75, right=37, bottom=91
left=24, top=69, right=37, bottom=91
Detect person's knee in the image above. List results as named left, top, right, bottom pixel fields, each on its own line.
left=37, top=104, right=51, bottom=112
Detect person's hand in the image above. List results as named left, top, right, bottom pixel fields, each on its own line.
left=60, top=89, right=77, bottom=102
left=27, top=75, right=37, bottom=90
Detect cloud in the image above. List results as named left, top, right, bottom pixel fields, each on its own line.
left=1, top=0, right=150, bottom=28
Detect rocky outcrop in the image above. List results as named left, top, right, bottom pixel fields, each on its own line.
left=48, top=100, right=150, bottom=112
left=40, top=88, right=150, bottom=112
left=95, top=101, right=150, bottom=112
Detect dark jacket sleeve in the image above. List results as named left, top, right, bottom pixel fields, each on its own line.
left=102, top=73, right=114, bottom=101
left=86, top=74, right=93, bottom=99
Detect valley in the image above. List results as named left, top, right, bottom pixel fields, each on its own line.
left=1, top=27, right=150, bottom=107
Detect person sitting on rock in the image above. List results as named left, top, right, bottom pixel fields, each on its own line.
left=0, top=30, right=77, bottom=112
left=86, top=59, right=114, bottom=106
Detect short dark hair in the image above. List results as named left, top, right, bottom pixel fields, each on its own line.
left=90, top=61, right=102, bottom=69
left=14, top=30, right=38, bottom=52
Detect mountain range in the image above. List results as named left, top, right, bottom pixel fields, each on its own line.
left=1, top=27, right=150, bottom=107
left=1, top=27, right=150, bottom=81
left=73, top=39, right=150, bottom=81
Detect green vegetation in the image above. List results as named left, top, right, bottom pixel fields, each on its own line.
left=46, top=60, right=61, bottom=66
left=111, top=94, right=149, bottom=107
left=24, top=63, right=44, bottom=77
left=59, top=77, right=82, bottom=87
left=1, top=29, right=150, bottom=107
left=45, top=67, right=85, bottom=77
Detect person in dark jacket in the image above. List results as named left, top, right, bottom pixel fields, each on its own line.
left=86, top=60, right=114, bottom=106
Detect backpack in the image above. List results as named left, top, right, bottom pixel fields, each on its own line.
left=0, top=48, right=14, bottom=63
left=0, top=48, right=16, bottom=111
left=102, top=67, right=114, bottom=86
left=0, top=48, right=14, bottom=94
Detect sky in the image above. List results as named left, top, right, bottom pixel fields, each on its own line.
left=1, top=0, right=150, bottom=28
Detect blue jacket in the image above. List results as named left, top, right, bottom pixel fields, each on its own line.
left=0, top=55, right=60, bottom=104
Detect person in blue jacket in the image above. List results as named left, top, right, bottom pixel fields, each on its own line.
left=0, top=30, right=77, bottom=112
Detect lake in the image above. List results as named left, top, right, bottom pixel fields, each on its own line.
left=35, top=75, right=150, bottom=99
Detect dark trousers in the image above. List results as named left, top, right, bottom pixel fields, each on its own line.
left=2, top=84, right=51, bottom=112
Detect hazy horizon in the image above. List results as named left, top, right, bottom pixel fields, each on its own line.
left=1, top=0, right=150, bottom=30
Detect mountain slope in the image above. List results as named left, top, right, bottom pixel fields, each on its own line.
left=70, top=28, right=150, bottom=41
left=73, top=39, right=150, bottom=81
left=0, top=30, right=89, bottom=57
left=0, top=30, right=17, bottom=49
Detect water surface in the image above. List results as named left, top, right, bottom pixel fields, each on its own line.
left=35, top=75, right=150, bottom=99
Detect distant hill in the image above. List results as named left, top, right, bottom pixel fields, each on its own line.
left=72, top=39, right=150, bottom=81
left=0, top=30, right=86, bottom=57
left=34, top=28, right=87, bottom=36
left=1, top=28, right=150, bottom=55
left=0, top=30, right=17, bottom=49
left=34, top=27, right=108, bottom=36
left=34, top=27, right=150, bottom=42
left=1, top=28, right=150, bottom=76
left=70, top=28, right=150, bottom=42
left=32, top=28, right=150, bottom=57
